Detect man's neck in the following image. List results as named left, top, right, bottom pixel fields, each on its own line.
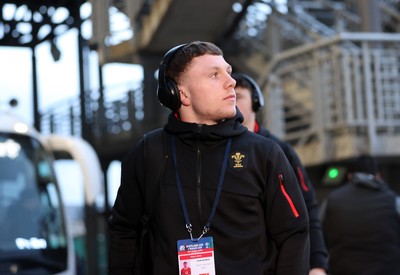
left=244, top=117, right=256, bottom=132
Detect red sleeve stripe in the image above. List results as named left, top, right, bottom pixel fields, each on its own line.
left=278, top=174, right=300, bottom=218
left=296, top=167, right=309, bottom=192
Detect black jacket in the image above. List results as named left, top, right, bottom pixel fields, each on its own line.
left=257, top=126, right=329, bottom=271
left=321, top=173, right=400, bottom=275
left=109, top=111, right=310, bottom=275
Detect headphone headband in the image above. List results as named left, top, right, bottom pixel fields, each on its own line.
left=233, top=73, right=264, bottom=112
left=157, top=44, right=187, bottom=111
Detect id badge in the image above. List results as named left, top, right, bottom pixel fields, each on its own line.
left=177, top=236, right=216, bottom=275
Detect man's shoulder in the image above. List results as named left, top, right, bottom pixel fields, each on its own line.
left=241, top=129, right=279, bottom=147
left=238, top=131, right=292, bottom=165
left=144, top=127, right=165, bottom=138
left=258, top=127, right=295, bottom=150
left=326, top=182, right=359, bottom=199
left=122, top=128, right=165, bottom=162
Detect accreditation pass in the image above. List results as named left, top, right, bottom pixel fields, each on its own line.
left=177, top=236, right=216, bottom=275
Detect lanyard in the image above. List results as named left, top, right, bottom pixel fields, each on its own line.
left=171, top=135, right=232, bottom=242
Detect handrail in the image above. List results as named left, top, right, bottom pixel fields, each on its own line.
left=261, top=32, right=400, bottom=84
left=40, top=83, right=144, bottom=141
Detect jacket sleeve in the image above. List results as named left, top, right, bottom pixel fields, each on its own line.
left=264, top=143, right=310, bottom=275
left=281, top=142, right=329, bottom=271
left=108, top=139, right=146, bottom=275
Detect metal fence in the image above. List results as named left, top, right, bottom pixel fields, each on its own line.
left=263, top=32, right=400, bottom=165
left=40, top=83, right=145, bottom=144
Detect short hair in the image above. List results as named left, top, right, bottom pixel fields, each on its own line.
left=347, top=154, right=378, bottom=175
left=165, top=41, right=223, bottom=84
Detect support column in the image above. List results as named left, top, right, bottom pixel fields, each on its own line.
left=358, top=0, right=382, bottom=32
left=78, top=30, right=92, bottom=142
left=266, top=10, right=282, bottom=56
left=140, top=53, right=170, bottom=133
left=31, top=46, right=40, bottom=131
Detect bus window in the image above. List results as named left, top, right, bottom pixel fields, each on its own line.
left=0, top=134, right=68, bottom=273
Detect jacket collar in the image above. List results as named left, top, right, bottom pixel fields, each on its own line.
left=164, top=107, right=246, bottom=145
left=351, top=172, right=386, bottom=190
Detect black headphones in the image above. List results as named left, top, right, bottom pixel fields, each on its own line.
left=157, top=44, right=187, bottom=111
left=233, top=73, right=264, bottom=112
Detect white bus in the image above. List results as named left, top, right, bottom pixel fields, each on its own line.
left=0, top=106, right=102, bottom=274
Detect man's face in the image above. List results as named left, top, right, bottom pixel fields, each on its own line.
left=178, top=54, right=236, bottom=124
left=235, top=86, right=254, bottom=129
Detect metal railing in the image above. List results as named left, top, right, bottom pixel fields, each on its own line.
left=263, top=32, right=400, bottom=165
left=40, top=83, right=145, bottom=145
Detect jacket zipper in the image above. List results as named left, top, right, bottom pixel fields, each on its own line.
left=278, top=173, right=300, bottom=218
left=196, top=125, right=202, bottom=218
left=296, top=167, right=309, bottom=192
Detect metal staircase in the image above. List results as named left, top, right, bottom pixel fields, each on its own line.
left=263, top=32, right=400, bottom=166
left=251, top=0, right=400, bottom=168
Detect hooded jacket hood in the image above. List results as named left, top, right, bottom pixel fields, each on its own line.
left=164, top=108, right=246, bottom=145
left=351, top=172, right=388, bottom=191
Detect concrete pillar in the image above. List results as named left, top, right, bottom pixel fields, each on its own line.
left=358, top=0, right=382, bottom=32
left=265, top=11, right=282, bottom=55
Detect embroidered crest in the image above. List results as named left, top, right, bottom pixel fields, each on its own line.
left=229, top=151, right=247, bottom=171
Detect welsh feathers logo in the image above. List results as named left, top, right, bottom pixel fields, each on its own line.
left=229, top=151, right=247, bottom=171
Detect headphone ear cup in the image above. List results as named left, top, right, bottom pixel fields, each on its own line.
left=157, top=77, right=181, bottom=111
left=252, top=97, right=260, bottom=112
left=165, top=78, right=181, bottom=111
left=157, top=44, right=187, bottom=111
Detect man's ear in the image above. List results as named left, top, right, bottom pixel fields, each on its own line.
left=180, top=90, right=190, bottom=106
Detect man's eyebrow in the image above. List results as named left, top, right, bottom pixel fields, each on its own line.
left=208, top=65, right=232, bottom=71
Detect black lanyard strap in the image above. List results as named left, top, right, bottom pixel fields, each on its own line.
left=171, top=135, right=232, bottom=241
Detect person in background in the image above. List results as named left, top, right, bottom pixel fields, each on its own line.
left=320, top=154, right=400, bottom=275
left=2, top=187, right=43, bottom=241
left=233, top=72, right=329, bottom=275
left=108, top=41, right=310, bottom=275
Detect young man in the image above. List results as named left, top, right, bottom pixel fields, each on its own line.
left=320, top=155, right=400, bottom=275
left=233, top=72, right=329, bottom=275
left=108, top=41, right=310, bottom=275
left=181, top=261, right=191, bottom=275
